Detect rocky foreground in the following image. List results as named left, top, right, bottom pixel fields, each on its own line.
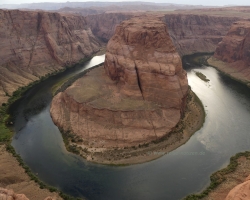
left=208, top=20, right=250, bottom=87
left=0, top=145, right=61, bottom=200
left=49, top=15, right=207, bottom=164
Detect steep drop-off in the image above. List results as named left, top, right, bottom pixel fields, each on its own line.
left=86, top=13, right=240, bottom=56
left=208, top=20, right=250, bottom=86
left=162, top=14, right=240, bottom=56
left=0, top=9, right=101, bottom=105
left=50, top=15, right=188, bottom=150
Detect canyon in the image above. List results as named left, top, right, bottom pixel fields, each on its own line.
left=50, top=15, right=188, bottom=148
left=86, top=12, right=241, bottom=56
left=0, top=9, right=246, bottom=105
left=49, top=15, right=205, bottom=164
left=0, top=9, right=101, bottom=105
left=0, top=5, right=250, bottom=200
left=208, top=20, right=250, bottom=87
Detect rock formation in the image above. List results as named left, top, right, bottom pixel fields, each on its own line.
left=0, top=9, right=101, bottom=105
left=86, top=12, right=134, bottom=42
left=86, top=13, right=240, bottom=56
left=0, top=187, right=57, bottom=200
left=225, top=175, right=250, bottom=200
left=208, top=20, right=250, bottom=86
left=162, top=14, right=240, bottom=56
left=50, top=15, right=188, bottom=148
left=0, top=188, right=29, bottom=200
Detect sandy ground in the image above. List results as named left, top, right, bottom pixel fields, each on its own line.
left=72, top=89, right=205, bottom=165
left=202, top=155, right=250, bottom=200
left=0, top=145, right=62, bottom=200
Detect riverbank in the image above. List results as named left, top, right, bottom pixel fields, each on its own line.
left=0, top=53, right=104, bottom=199
left=0, top=145, right=62, bottom=200
left=208, top=57, right=250, bottom=88
left=184, top=151, right=250, bottom=200
left=62, top=87, right=205, bottom=165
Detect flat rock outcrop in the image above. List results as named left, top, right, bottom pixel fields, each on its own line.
left=50, top=15, right=188, bottom=148
left=225, top=175, right=250, bottom=200
left=0, top=9, right=101, bottom=105
left=208, top=20, right=250, bottom=86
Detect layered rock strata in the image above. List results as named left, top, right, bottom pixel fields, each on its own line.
left=162, top=14, right=239, bottom=56
left=50, top=15, right=188, bottom=148
left=86, top=13, right=239, bottom=56
left=208, top=20, right=250, bottom=86
left=0, top=9, right=101, bottom=105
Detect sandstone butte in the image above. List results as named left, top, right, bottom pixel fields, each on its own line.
left=87, top=13, right=240, bottom=56
left=208, top=20, right=250, bottom=87
left=50, top=15, right=189, bottom=149
left=0, top=9, right=101, bottom=105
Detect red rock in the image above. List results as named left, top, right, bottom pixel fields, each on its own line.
left=225, top=179, right=250, bottom=200
left=0, top=187, right=29, bottom=200
left=0, top=9, right=101, bottom=105
left=50, top=15, right=188, bottom=148
left=209, top=20, right=250, bottom=85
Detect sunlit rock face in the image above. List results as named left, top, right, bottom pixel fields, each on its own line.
left=50, top=15, right=188, bottom=148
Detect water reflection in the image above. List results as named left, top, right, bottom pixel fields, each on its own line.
left=11, top=55, right=250, bottom=200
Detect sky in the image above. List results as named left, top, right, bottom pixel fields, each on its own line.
left=0, top=0, right=249, bottom=6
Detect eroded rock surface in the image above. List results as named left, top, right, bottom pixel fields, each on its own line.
left=87, top=13, right=239, bottom=56
left=0, top=188, right=29, bottom=200
left=50, top=15, right=188, bottom=148
left=163, top=14, right=239, bottom=56
left=0, top=187, right=55, bottom=200
left=0, top=9, right=101, bottom=105
left=225, top=175, right=250, bottom=200
left=208, top=20, right=250, bottom=86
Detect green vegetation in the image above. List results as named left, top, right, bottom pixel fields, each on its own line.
left=0, top=56, right=97, bottom=200
left=184, top=151, right=250, bottom=200
left=195, top=71, right=210, bottom=82
left=60, top=129, right=83, bottom=155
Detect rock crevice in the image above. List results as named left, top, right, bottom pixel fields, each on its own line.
left=50, top=15, right=188, bottom=148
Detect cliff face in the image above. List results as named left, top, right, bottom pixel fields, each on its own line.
left=162, top=14, right=239, bottom=56
left=208, top=20, right=250, bottom=86
left=104, top=15, right=187, bottom=109
left=86, top=13, right=239, bottom=56
left=50, top=15, right=188, bottom=148
left=0, top=9, right=101, bottom=105
left=86, top=12, right=134, bottom=42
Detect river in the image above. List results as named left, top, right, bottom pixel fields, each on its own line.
left=10, top=54, right=250, bottom=200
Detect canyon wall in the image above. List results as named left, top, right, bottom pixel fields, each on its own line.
left=162, top=14, right=240, bottom=56
left=86, top=13, right=239, bottom=56
left=208, top=20, right=250, bottom=86
left=50, top=15, right=188, bottom=148
left=86, top=12, right=134, bottom=42
left=0, top=9, right=101, bottom=105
